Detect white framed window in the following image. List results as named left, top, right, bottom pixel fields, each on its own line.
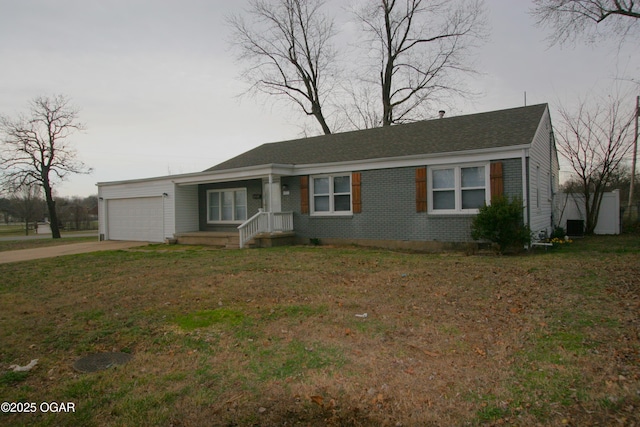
left=310, top=174, right=351, bottom=215
left=428, top=164, right=489, bottom=213
left=207, top=188, right=247, bottom=223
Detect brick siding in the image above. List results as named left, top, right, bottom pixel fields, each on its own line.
left=284, top=159, right=523, bottom=243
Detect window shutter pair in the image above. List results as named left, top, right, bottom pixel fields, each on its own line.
left=300, top=173, right=362, bottom=214
left=302, top=164, right=504, bottom=214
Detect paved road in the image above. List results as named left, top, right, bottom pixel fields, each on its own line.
left=0, top=241, right=149, bottom=264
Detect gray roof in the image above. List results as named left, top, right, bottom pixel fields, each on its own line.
left=207, top=104, right=547, bottom=172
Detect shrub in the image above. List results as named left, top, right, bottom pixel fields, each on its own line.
left=550, top=226, right=566, bottom=240
left=471, top=197, right=531, bottom=254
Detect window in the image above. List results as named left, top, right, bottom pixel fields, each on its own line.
left=207, top=189, right=247, bottom=223
left=432, top=168, right=455, bottom=210
left=311, top=174, right=351, bottom=214
left=429, top=164, right=489, bottom=213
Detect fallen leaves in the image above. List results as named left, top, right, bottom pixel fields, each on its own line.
left=474, top=347, right=487, bottom=357
left=309, top=395, right=337, bottom=409
left=408, top=344, right=440, bottom=358
left=2, top=241, right=639, bottom=426
left=310, top=395, right=324, bottom=406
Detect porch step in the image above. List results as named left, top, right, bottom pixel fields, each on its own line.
left=174, top=232, right=256, bottom=249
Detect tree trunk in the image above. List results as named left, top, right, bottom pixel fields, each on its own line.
left=587, top=190, right=605, bottom=234
left=381, top=6, right=394, bottom=127
left=583, top=185, right=606, bottom=235
left=48, top=200, right=61, bottom=238
left=312, top=104, right=332, bottom=135
left=42, top=180, right=61, bottom=239
left=381, top=66, right=393, bottom=126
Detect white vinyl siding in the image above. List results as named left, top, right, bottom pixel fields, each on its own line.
left=528, top=106, right=557, bottom=237
left=174, top=185, right=199, bottom=233
left=98, top=178, right=177, bottom=242
left=536, top=165, right=541, bottom=209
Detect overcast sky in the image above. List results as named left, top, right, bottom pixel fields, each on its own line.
left=0, top=0, right=638, bottom=197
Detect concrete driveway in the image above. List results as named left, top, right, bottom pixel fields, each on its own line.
left=0, top=241, right=150, bottom=264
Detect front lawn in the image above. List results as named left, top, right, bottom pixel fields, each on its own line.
left=0, top=236, right=638, bottom=426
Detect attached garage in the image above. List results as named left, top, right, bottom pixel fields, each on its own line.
left=98, top=175, right=200, bottom=243
left=105, top=197, right=164, bottom=242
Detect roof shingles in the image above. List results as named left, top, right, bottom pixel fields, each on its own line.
left=207, top=104, right=547, bottom=172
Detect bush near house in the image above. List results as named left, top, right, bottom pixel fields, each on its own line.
left=471, top=196, right=531, bottom=254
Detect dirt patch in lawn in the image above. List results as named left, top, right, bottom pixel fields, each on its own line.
left=0, top=236, right=638, bottom=426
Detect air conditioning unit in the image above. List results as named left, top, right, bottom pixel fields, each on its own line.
left=566, top=220, right=584, bottom=237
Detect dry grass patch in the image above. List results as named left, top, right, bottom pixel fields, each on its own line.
left=0, top=236, right=639, bottom=426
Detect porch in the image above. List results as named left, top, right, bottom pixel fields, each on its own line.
left=175, top=210, right=295, bottom=249
left=174, top=231, right=296, bottom=249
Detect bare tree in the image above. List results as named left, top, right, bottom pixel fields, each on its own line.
left=0, top=197, right=11, bottom=224
left=352, top=0, right=488, bottom=126
left=556, top=92, right=636, bottom=234
left=337, top=82, right=384, bottom=130
left=0, top=95, right=91, bottom=239
left=228, top=0, right=337, bottom=134
left=531, top=0, right=640, bottom=45
left=11, top=185, right=45, bottom=236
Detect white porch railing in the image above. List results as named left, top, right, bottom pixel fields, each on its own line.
left=237, top=209, right=294, bottom=248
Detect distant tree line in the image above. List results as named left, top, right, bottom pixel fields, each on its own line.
left=0, top=193, right=98, bottom=235
left=561, top=164, right=638, bottom=206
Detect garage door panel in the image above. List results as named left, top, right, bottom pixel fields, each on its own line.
left=107, top=197, right=164, bottom=242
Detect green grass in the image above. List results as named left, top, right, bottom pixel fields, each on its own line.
left=0, top=371, right=29, bottom=386
left=262, top=304, right=328, bottom=320
left=248, top=339, right=346, bottom=381
left=0, top=224, right=25, bottom=235
left=0, top=234, right=638, bottom=426
left=476, top=404, right=510, bottom=423
left=174, top=308, right=246, bottom=330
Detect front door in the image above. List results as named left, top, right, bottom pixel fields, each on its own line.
left=263, top=180, right=281, bottom=213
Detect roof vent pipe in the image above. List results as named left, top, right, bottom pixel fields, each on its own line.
left=438, top=110, right=445, bottom=119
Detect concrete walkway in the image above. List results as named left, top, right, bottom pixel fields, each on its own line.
left=0, top=241, right=149, bottom=264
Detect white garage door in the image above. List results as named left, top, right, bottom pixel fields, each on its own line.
left=107, top=197, right=164, bottom=242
